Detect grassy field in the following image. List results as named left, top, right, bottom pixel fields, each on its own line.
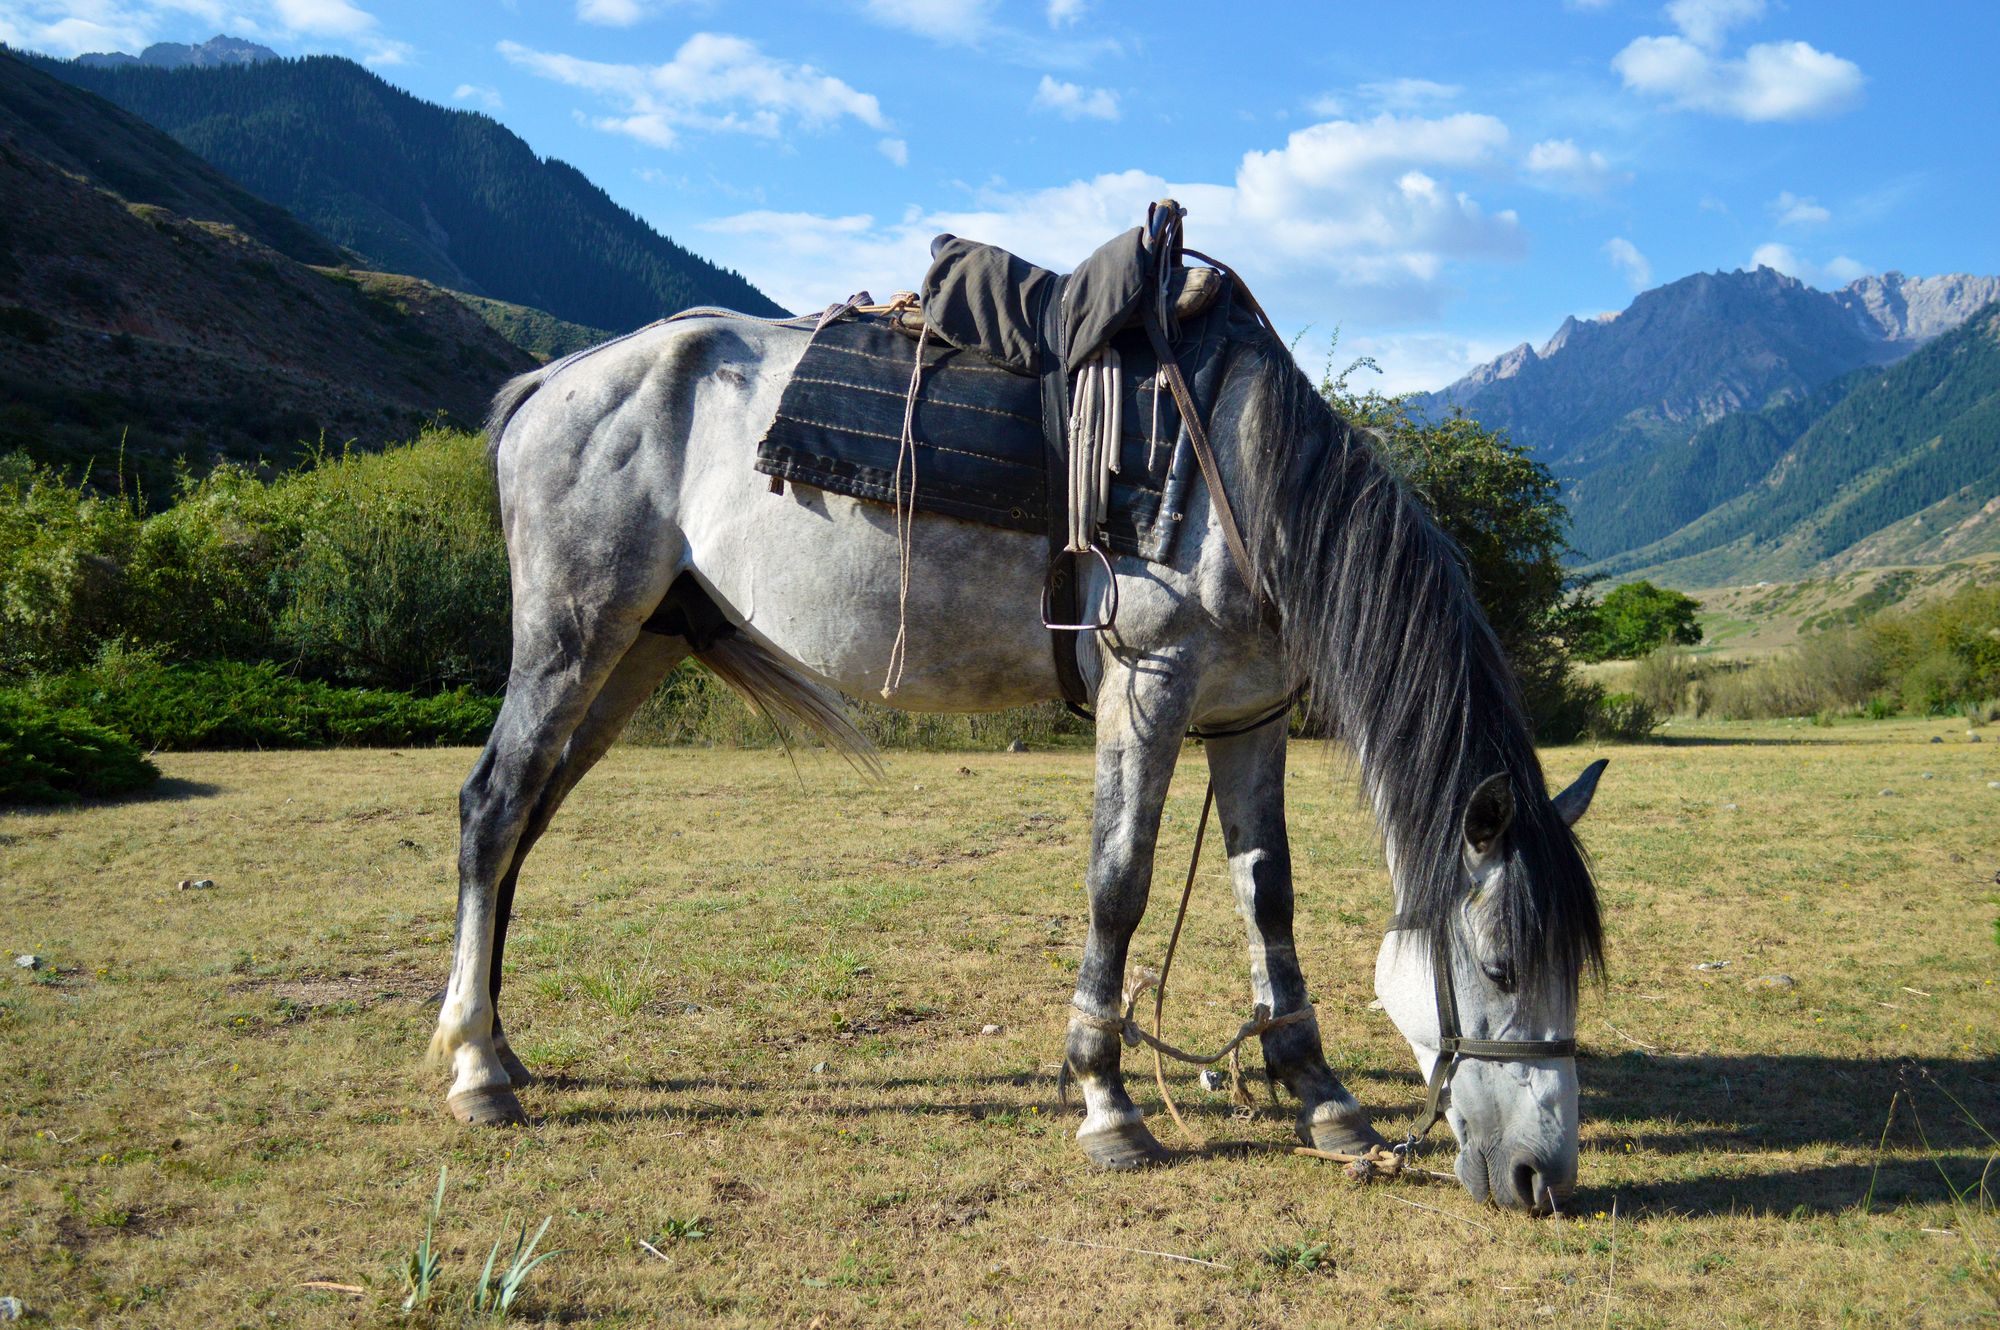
left=2, top=719, right=1996, bottom=1327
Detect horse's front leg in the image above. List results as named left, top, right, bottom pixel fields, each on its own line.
left=1065, top=663, right=1196, bottom=1169
left=1206, top=721, right=1388, bottom=1154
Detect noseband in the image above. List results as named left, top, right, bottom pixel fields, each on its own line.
left=1384, top=915, right=1577, bottom=1148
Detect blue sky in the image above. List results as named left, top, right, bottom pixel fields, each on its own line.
left=7, top=0, right=1997, bottom=390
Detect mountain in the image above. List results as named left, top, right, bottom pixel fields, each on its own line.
left=0, top=45, right=342, bottom=267
left=1588, top=301, right=2000, bottom=586
left=0, top=50, right=536, bottom=474
left=77, top=35, right=277, bottom=69
left=1416, top=265, right=2000, bottom=565
left=31, top=51, right=785, bottom=331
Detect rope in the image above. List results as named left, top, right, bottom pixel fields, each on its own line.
left=880, top=321, right=929, bottom=700
left=1061, top=779, right=1315, bottom=1149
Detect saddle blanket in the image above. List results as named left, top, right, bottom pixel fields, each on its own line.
left=754, top=308, right=1230, bottom=564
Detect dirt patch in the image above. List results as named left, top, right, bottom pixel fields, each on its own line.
left=238, top=968, right=436, bottom=1010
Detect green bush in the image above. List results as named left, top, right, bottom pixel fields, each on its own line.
left=31, top=651, right=499, bottom=750
left=1630, top=644, right=1700, bottom=716
left=1579, top=581, right=1704, bottom=662
left=0, top=430, right=508, bottom=691
left=0, top=691, right=158, bottom=804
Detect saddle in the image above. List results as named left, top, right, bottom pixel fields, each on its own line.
left=752, top=200, right=1268, bottom=713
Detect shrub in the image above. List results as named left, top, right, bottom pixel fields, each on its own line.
left=1630, top=644, right=1701, bottom=716
left=31, top=651, right=498, bottom=750
left=0, top=691, right=158, bottom=804
left=1584, top=691, right=1660, bottom=742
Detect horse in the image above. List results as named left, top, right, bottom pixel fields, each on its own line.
left=426, top=299, right=1609, bottom=1214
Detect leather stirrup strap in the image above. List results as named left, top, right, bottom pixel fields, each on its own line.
left=1139, top=298, right=1268, bottom=620
left=1038, top=275, right=1092, bottom=714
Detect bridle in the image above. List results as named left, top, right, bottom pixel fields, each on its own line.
left=1383, top=914, right=1577, bottom=1150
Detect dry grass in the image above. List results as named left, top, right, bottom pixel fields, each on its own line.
left=1, top=720, right=1996, bottom=1327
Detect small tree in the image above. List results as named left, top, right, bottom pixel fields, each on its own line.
left=1581, top=580, right=1704, bottom=661
left=1320, top=351, right=1598, bottom=738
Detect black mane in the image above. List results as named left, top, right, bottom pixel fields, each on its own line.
left=1228, top=338, right=1604, bottom=997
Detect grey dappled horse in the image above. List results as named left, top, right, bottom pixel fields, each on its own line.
left=427, top=311, right=1609, bottom=1212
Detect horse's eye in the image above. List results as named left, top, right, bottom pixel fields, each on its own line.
left=1482, top=960, right=1517, bottom=992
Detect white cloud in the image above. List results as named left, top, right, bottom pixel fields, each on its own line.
left=1614, top=33, right=1863, bottom=120
left=1750, top=243, right=1868, bottom=288
left=1603, top=236, right=1652, bottom=290
left=1031, top=75, right=1118, bottom=121
left=575, top=0, right=696, bottom=24
left=861, top=0, right=994, bottom=43
left=1524, top=138, right=1621, bottom=193
left=500, top=33, right=888, bottom=151
left=1356, top=77, right=1460, bottom=110
left=452, top=83, right=503, bottom=111
left=270, top=0, right=374, bottom=36
left=1768, top=189, right=1829, bottom=226
left=1045, top=0, right=1085, bottom=25
left=1336, top=330, right=1530, bottom=396
left=877, top=136, right=908, bottom=166
left=697, top=111, right=1524, bottom=325
left=1664, top=0, right=1764, bottom=48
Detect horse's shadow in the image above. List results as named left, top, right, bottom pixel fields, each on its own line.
left=1565, top=1051, right=1997, bottom=1215
left=518, top=1054, right=1996, bottom=1216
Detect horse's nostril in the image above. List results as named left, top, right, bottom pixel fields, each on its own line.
left=1512, top=1160, right=1539, bottom=1204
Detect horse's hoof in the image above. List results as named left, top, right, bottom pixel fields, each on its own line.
left=448, top=1085, right=527, bottom=1127
left=1079, top=1121, right=1170, bottom=1171
left=1299, top=1111, right=1388, bottom=1156
left=495, top=1043, right=535, bottom=1088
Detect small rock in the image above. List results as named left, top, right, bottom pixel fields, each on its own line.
left=1990, top=781, right=2000, bottom=790
left=1969, top=733, right=1984, bottom=743
left=681, top=1002, right=702, bottom=1015
left=1930, top=736, right=1944, bottom=744
left=177, top=878, right=215, bottom=891
left=1198, top=1068, right=1227, bottom=1093
left=980, top=1023, right=1004, bottom=1036
left=0, top=1295, right=21, bottom=1321
left=912, top=783, right=924, bottom=792
left=957, top=766, right=974, bottom=777
left=1922, top=772, right=1934, bottom=780
left=1878, top=789, right=1895, bottom=797
left=12, top=955, right=39, bottom=971
left=1746, top=974, right=1795, bottom=991
left=1006, top=740, right=1027, bottom=753
left=1365, top=997, right=1385, bottom=1011
left=1721, top=803, right=1740, bottom=812
left=810, top=1061, right=831, bottom=1075
left=1694, top=960, right=1730, bottom=971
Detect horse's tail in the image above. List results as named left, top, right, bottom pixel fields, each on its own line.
left=696, top=633, right=882, bottom=776
left=484, top=364, right=551, bottom=492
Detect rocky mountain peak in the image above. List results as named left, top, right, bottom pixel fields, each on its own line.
left=78, top=35, right=277, bottom=70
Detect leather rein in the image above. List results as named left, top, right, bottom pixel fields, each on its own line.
left=1382, top=913, right=1577, bottom=1149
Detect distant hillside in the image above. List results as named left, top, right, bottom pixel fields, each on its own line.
left=445, top=291, right=611, bottom=361
left=0, top=55, right=536, bottom=473
left=1689, top=554, right=2000, bottom=656
left=32, top=51, right=785, bottom=331
left=0, top=47, right=342, bottom=266
left=1591, top=301, right=2000, bottom=586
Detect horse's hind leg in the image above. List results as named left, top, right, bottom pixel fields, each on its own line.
left=1206, top=722, right=1387, bottom=1155
left=486, top=632, right=689, bottom=1087
left=1065, top=664, right=1196, bottom=1169
left=428, top=587, right=664, bottom=1125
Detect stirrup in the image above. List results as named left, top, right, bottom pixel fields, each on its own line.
left=1040, top=544, right=1119, bottom=632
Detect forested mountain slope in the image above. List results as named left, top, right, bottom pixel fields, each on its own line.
left=32, top=51, right=784, bottom=332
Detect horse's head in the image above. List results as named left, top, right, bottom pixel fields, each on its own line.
left=1374, top=759, right=1607, bottom=1214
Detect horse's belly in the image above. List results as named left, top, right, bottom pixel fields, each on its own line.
left=685, top=470, right=1063, bottom=713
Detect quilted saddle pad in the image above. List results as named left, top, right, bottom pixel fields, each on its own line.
left=754, top=312, right=1228, bottom=564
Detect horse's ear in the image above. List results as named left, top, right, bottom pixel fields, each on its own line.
left=1553, top=758, right=1609, bottom=827
left=1462, top=773, right=1514, bottom=859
